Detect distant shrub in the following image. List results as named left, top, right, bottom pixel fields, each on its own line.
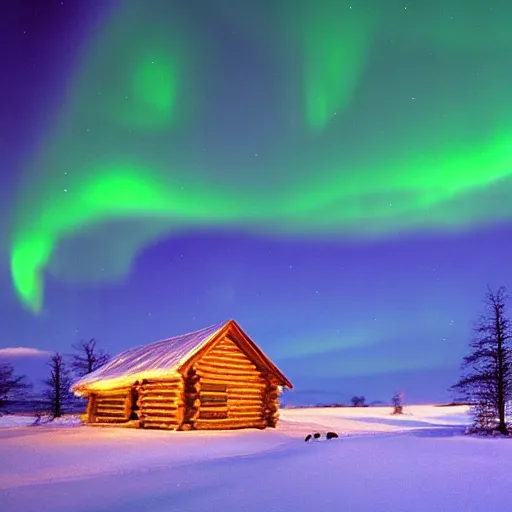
left=392, top=392, right=404, bottom=415
left=351, top=396, right=366, bottom=407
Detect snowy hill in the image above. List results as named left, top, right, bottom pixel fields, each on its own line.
left=2, top=405, right=511, bottom=512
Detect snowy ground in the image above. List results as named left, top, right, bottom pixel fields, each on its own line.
left=1, top=405, right=511, bottom=512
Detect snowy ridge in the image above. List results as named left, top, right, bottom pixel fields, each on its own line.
left=72, top=321, right=227, bottom=393
left=5, top=404, right=511, bottom=512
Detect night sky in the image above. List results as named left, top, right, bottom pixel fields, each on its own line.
left=1, top=0, right=510, bottom=405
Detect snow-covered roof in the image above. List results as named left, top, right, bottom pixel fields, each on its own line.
left=72, top=321, right=228, bottom=394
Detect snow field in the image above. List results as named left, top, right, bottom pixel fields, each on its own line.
left=1, top=405, right=510, bottom=512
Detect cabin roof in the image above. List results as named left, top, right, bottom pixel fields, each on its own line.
left=71, top=319, right=292, bottom=394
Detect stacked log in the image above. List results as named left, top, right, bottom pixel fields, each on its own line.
left=193, top=337, right=267, bottom=430
left=138, top=377, right=183, bottom=430
left=91, top=388, right=132, bottom=423
left=262, top=375, right=279, bottom=428
left=129, top=385, right=140, bottom=420
left=180, top=368, right=200, bottom=430
left=194, top=417, right=266, bottom=430
left=85, top=394, right=96, bottom=422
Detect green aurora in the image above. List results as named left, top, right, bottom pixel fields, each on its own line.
left=10, top=0, right=512, bottom=313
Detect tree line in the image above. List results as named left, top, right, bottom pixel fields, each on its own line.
left=0, top=338, right=109, bottom=418
left=350, top=392, right=404, bottom=414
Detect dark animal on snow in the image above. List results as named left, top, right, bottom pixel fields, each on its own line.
left=305, top=434, right=312, bottom=442
left=326, top=431, right=339, bottom=440
left=313, top=432, right=321, bottom=439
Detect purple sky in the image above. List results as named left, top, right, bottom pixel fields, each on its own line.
left=1, top=1, right=510, bottom=405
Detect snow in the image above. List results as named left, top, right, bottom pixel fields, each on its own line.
left=0, top=415, right=35, bottom=428
left=1, top=405, right=511, bottom=512
left=0, top=414, right=83, bottom=428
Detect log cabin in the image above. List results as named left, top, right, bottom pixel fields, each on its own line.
left=71, top=319, right=292, bottom=430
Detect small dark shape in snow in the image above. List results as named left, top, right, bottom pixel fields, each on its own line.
left=326, top=431, right=339, bottom=440
left=305, top=434, right=312, bottom=442
left=313, top=432, right=321, bottom=439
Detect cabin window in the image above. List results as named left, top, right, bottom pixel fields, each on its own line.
left=201, top=382, right=227, bottom=393
left=201, top=394, right=226, bottom=404
left=199, top=382, right=228, bottom=419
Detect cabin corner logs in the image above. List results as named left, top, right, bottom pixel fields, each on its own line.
left=85, top=336, right=283, bottom=430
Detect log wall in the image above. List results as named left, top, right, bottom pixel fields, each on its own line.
left=180, top=368, right=200, bottom=430
left=262, top=373, right=280, bottom=427
left=192, top=336, right=274, bottom=430
left=89, top=388, right=133, bottom=424
left=138, top=377, right=184, bottom=430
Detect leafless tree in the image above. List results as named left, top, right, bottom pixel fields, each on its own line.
left=0, top=364, right=31, bottom=415
left=44, top=353, right=73, bottom=418
left=451, top=286, right=512, bottom=435
left=70, top=338, right=110, bottom=377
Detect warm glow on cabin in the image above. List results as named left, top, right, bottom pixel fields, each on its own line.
left=71, top=320, right=292, bottom=431
left=74, top=371, right=182, bottom=395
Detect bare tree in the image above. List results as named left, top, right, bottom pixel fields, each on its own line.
left=392, top=392, right=404, bottom=415
left=71, top=338, right=110, bottom=377
left=44, top=353, right=73, bottom=418
left=351, top=395, right=366, bottom=407
left=0, top=364, right=31, bottom=415
left=451, top=286, right=512, bottom=435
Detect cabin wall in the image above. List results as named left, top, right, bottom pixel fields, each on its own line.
left=86, top=378, right=184, bottom=430
left=138, top=377, right=184, bottom=430
left=191, top=336, right=278, bottom=430
left=88, top=388, right=133, bottom=424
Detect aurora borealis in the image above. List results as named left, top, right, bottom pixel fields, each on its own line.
left=2, top=0, right=511, bottom=403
